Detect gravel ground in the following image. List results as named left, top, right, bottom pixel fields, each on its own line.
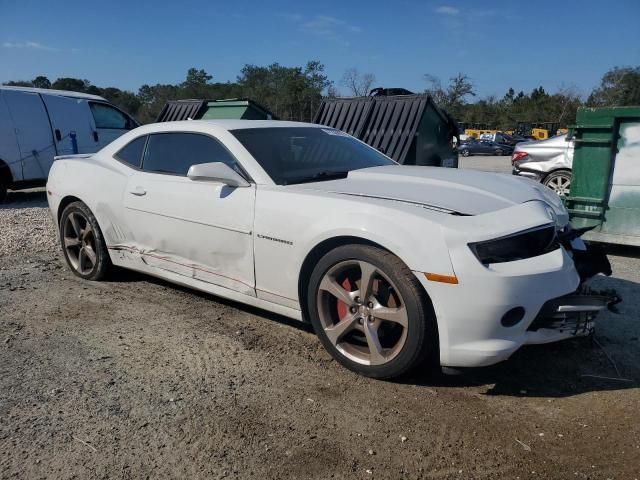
left=1, top=169, right=639, bottom=479
left=0, top=191, right=57, bottom=258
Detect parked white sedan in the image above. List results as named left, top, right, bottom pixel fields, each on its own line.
left=46, top=120, right=616, bottom=379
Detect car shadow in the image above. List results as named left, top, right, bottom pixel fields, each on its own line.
left=1, top=189, right=48, bottom=209
left=402, top=273, right=640, bottom=398
left=107, top=258, right=639, bottom=398
left=108, top=267, right=314, bottom=333
left=402, top=336, right=639, bottom=398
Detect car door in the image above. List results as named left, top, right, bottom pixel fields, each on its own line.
left=0, top=93, right=22, bottom=181
left=122, top=131, right=256, bottom=296
left=479, top=141, right=494, bottom=154
left=40, top=94, right=96, bottom=155
left=88, top=102, right=138, bottom=149
left=2, top=89, right=58, bottom=181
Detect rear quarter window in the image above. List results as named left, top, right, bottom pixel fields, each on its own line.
left=114, top=136, right=146, bottom=168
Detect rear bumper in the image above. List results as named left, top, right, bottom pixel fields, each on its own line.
left=512, top=166, right=544, bottom=182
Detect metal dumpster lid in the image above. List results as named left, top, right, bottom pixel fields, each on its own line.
left=314, top=94, right=449, bottom=164
left=156, top=100, right=207, bottom=122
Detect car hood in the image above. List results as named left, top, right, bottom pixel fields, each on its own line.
left=298, top=165, right=567, bottom=219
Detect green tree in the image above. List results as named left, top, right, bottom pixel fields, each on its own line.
left=32, top=76, right=51, bottom=89
left=51, top=77, right=91, bottom=92
left=588, top=66, right=640, bottom=106
left=3, top=80, right=33, bottom=87
left=237, top=61, right=331, bottom=122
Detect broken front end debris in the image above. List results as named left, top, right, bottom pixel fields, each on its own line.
left=530, top=226, right=621, bottom=340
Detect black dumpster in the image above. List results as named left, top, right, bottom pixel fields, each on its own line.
left=313, top=93, right=458, bottom=168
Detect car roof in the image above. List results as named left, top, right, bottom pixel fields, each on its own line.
left=139, top=119, right=324, bottom=133
left=0, top=85, right=106, bottom=101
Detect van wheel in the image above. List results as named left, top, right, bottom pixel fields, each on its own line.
left=307, top=245, right=438, bottom=379
left=0, top=163, right=9, bottom=203
left=59, top=201, right=111, bottom=280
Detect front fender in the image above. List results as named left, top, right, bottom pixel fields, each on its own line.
left=253, top=187, right=455, bottom=307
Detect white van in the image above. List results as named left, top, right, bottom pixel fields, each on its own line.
left=0, top=86, right=138, bottom=201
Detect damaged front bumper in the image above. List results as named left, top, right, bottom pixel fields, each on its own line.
left=525, top=228, right=620, bottom=344
left=525, top=286, right=620, bottom=344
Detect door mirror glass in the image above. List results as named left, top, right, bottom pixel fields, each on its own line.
left=187, top=162, right=250, bottom=187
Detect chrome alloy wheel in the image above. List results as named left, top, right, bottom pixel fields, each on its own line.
left=62, top=211, right=98, bottom=275
left=316, top=260, right=409, bottom=366
left=545, top=172, right=571, bottom=197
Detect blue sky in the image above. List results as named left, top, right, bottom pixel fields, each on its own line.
left=1, top=0, right=639, bottom=99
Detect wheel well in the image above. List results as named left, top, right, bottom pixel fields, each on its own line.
left=57, top=196, right=83, bottom=224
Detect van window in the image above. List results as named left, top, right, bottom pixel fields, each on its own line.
left=114, top=136, right=146, bottom=168
left=142, top=133, right=237, bottom=176
left=90, top=103, right=130, bottom=129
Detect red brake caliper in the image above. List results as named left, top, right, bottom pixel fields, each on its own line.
left=336, top=278, right=351, bottom=321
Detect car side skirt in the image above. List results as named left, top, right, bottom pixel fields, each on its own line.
left=108, top=247, right=304, bottom=322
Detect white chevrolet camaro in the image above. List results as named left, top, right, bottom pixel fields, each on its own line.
left=46, top=120, right=616, bottom=379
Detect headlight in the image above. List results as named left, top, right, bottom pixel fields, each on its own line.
left=469, top=224, right=559, bottom=265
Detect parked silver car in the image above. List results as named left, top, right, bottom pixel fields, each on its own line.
left=511, top=134, right=574, bottom=196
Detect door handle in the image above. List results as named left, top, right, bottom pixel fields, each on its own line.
left=93, top=131, right=99, bottom=142
left=130, top=186, right=147, bottom=196
left=55, top=129, right=62, bottom=141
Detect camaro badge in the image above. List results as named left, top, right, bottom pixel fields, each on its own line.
left=257, top=234, right=293, bottom=246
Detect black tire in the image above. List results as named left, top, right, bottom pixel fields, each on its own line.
left=543, top=170, right=572, bottom=197
left=461, top=149, right=470, bottom=157
left=0, top=164, right=8, bottom=204
left=307, top=244, right=438, bottom=379
left=59, top=201, right=111, bottom=280
left=494, top=149, right=503, bottom=156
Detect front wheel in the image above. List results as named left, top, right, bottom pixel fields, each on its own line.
left=307, top=245, right=438, bottom=379
left=59, top=201, right=111, bottom=280
left=461, top=149, right=470, bottom=157
left=494, top=149, right=504, bottom=156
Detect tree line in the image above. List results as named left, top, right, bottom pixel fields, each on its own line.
left=4, top=64, right=639, bottom=128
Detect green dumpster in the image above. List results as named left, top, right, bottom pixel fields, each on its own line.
left=565, top=106, right=640, bottom=246
left=156, top=98, right=276, bottom=122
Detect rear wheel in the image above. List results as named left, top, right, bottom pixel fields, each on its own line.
left=543, top=170, right=572, bottom=197
left=494, top=149, right=504, bottom=156
left=307, top=245, right=438, bottom=379
left=59, top=201, right=111, bottom=280
left=461, top=149, right=470, bottom=157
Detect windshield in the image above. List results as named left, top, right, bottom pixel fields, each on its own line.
left=230, top=127, right=395, bottom=185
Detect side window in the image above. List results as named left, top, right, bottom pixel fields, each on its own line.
left=114, top=136, right=146, bottom=168
left=90, top=102, right=131, bottom=129
left=142, top=133, right=238, bottom=176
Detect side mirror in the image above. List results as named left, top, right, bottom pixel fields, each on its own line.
left=187, top=162, right=250, bottom=187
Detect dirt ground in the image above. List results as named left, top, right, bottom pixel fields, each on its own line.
left=1, top=178, right=639, bottom=479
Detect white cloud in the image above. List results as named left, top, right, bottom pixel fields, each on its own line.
left=278, top=13, right=363, bottom=42
left=435, top=5, right=460, bottom=15
left=2, top=41, right=56, bottom=51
